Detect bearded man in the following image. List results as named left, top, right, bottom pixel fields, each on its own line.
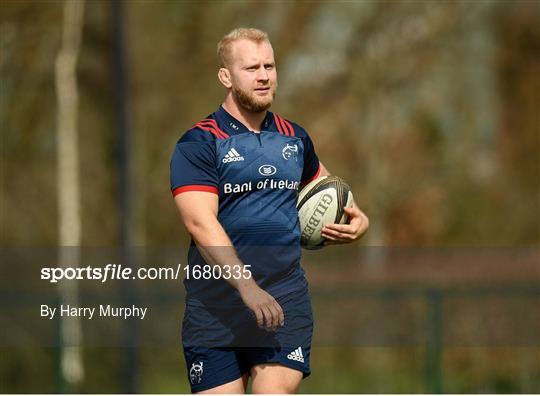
left=170, top=28, right=368, bottom=394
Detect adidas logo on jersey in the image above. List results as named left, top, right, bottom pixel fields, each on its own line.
left=222, top=148, right=245, bottom=163
left=286, top=347, right=305, bottom=363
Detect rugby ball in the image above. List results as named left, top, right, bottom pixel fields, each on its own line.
left=297, top=176, right=354, bottom=249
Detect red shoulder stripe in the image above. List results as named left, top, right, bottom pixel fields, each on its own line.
left=195, top=121, right=226, bottom=138
left=283, top=119, right=295, bottom=137
left=199, top=119, right=227, bottom=134
left=193, top=119, right=229, bottom=139
left=278, top=115, right=290, bottom=136
left=273, top=113, right=286, bottom=135
left=194, top=124, right=224, bottom=140
left=195, top=119, right=229, bottom=139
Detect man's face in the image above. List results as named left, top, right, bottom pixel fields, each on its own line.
left=227, top=39, right=277, bottom=113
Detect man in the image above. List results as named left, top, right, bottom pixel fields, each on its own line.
left=170, top=28, right=368, bottom=394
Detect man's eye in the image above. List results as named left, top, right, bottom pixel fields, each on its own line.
left=265, top=65, right=274, bottom=70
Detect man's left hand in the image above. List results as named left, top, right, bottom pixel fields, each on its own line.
left=321, top=203, right=369, bottom=245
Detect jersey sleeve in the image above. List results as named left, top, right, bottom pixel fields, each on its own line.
left=294, top=124, right=321, bottom=184
left=170, top=130, right=219, bottom=196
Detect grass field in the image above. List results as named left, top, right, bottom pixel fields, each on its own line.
left=2, top=346, right=538, bottom=393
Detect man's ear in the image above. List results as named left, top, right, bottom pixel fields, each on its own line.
left=218, top=67, right=232, bottom=89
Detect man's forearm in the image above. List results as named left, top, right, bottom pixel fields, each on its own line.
left=187, top=218, right=283, bottom=329
left=188, top=219, right=257, bottom=291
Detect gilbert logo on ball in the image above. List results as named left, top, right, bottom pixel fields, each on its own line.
left=297, top=176, right=353, bottom=249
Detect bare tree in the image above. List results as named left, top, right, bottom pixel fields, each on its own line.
left=55, top=0, right=85, bottom=389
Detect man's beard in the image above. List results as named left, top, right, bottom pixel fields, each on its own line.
left=233, top=85, right=276, bottom=113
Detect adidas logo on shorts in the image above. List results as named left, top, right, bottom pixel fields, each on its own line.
left=222, top=148, right=245, bottom=163
left=286, top=347, right=305, bottom=363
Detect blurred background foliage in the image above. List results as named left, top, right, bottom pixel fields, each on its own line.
left=2, top=0, right=538, bottom=247
left=1, top=0, right=539, bottom=393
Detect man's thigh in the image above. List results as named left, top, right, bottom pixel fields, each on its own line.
left=250, top=363, right=303, bottom=394
left=196, top=373, right=248, bottom=394
left=184, top=347, right=248, bottom=393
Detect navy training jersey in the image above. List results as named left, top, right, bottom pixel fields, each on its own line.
left=170, top=106, right=320, bottom=306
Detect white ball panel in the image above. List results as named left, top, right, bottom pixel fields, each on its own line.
left=299, top=188, right=340, bottom=248
left=297, top=176, right=354, bottom=249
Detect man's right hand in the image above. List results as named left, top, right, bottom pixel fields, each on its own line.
left=238, top=282, right=284, bottom=331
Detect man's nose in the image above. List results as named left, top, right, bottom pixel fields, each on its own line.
left=256, top=67, right=269, bottom=81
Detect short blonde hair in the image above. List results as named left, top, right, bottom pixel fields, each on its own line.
left=217, top=28, right=270, bottom=67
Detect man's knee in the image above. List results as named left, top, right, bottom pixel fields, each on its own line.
left=253, top=382, right=300, bottom=394
left=251, top=364, right=303, bottom=394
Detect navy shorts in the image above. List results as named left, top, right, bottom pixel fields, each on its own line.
left=182, top=288, right=313, bottom=393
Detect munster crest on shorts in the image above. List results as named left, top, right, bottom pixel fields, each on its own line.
left=189, top=361, right=204, bottom=384
left=282, top=143, right=298, bottom=161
